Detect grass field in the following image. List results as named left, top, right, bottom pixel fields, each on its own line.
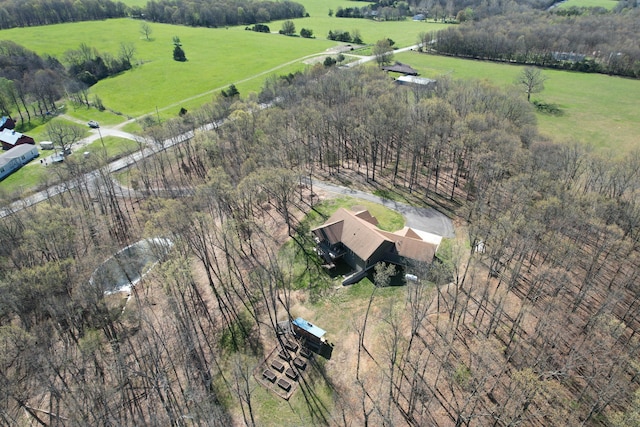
left=0, top=160, right=47, bottom=197
left=394, top=51, right=640, bottom=152
left=0, top=19, right=337, bottom=118
left=555, top=0, right=618, bottom=9
left=0, top=6, right=637, bottom=154
left=0, top=14, right=443, bottom=120
left=83, top=136, right=140, bottom=161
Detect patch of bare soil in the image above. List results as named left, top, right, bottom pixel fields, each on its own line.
left=303, top=55, right=332, bottom=65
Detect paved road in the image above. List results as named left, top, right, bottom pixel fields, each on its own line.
left=308, top=178, right=455, bottom=238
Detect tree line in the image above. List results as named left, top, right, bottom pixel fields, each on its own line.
left=2, top=64, right=640, bottom=424
left=0, top=40, right=136, bottom=125
left=140, top=0, right=306, bottom=28
left=334, top=4, right=412, bottom=21
left=427, top=9, right=640, bottom=78
left=0, top=0, right=127, bottom=30
left=0, top=41, right=66, bottom=122
left=0, top=0, right=306, bottom=30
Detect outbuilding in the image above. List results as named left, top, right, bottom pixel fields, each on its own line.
left=0, top=128, right=36, bottom=151
left=292, top=317, right=327, bottom=348
left=0, top=116, right=16, bottom=132
left=40, top=141, right=54, bottom=150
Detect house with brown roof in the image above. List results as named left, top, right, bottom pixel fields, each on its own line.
left=311, top=208, right=441, bottom=284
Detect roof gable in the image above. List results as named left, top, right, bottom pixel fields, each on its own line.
left=313, top=208, right=440, bottom=264
left=0, top=128, right=21, bottom=145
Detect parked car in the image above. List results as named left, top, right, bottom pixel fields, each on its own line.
left=88, top=120, right=100, bottom=128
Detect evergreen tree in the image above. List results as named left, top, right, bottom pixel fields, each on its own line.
left=172, top=36, right=187, bottom=61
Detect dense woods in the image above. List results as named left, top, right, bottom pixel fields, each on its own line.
left=0, top=40, right=136, bottom=124
left=141, top=0, right=306, bottom=27
left=1, top=65, right=639, bottom=425
left=0, top=0, right=127, bottom=29
left=0, top=41, right=66, bottom=122
left=429, top=9, right=640, bottom=77
left=0, top=0, right=305, bottom=30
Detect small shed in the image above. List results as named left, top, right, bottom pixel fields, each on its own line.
left=292, top=317, right=326, bottom=345
left=293, top=357, right=307, bottom=370
left=277, top=378, right=291, bottom=392
left=40, top=141, right=54, bottom=150
left=413, top=13, right=426, bottom=21
left=263, top=370, right=277, bottom=383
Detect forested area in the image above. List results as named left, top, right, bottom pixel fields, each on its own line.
left=0, top=0, right=127, bottom=29
left=0, top=40, right=136, bottom=125
left=429, top=8, right=640, bottom=77
left=1, top=65, right=640, bottom=425
left=0, top=0, right=305, bottom=30
left=0, top=41, right=66, bottom=122
left=354, top=0, right=552, bottom=19
left=141, top=0, right=306, bottom=27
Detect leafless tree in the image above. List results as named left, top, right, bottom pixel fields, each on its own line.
left=516, top=67, right=547, bottom=102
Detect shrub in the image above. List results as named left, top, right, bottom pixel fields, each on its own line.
left=323, top=56, right=337, bottom=67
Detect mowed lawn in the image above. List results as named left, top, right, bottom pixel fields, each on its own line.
left=1, top=7, right=637, bottom=152
left=0, top=19, right=338, bottom=117
left=394, top=51, right=640, bottom=152
left=555, top=0, right=619, bottom=9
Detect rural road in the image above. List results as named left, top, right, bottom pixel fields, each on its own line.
left=307, top=178, right=455, bottom=238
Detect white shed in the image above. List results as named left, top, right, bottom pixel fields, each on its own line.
left=40, top=141, right=54, bottom=150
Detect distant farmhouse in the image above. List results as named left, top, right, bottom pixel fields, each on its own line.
left=312, top=208, right=442, bottom=285
left=0, top=128, right=36, bottom=151
left=396, top=75, right=437, bottom=89
left=381, top=62, right=437, bottom=90
left=552, top=52, right=586, bottom=63
left=382, top=62, right=419, bottom=76
left=0, top=144, right=39, bottom=180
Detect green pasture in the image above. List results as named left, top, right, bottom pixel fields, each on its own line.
left=1, top=8, right=637, bottom=154
left=0, top=160, right=47, bottom=197
left=0, top=10, right=446, bottom=119
left=555, top=0, right=618, bottom=9
left=0, top=19, right=338, bottom=118
left=394, top=51, right=640, bottom=153
left=83, top=136, right=140, bottom=161
left=270, top=16, right=448, bottom=47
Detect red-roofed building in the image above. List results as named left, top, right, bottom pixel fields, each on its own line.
left=0, top=128, right=35, bottom=151
left=0, top=116, right=16, bottom=132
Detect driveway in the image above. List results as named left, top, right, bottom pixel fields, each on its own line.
left=308, top=179, right=455, bottom=238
